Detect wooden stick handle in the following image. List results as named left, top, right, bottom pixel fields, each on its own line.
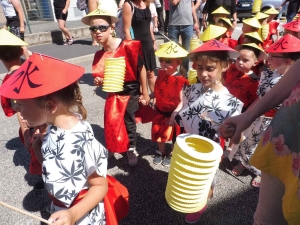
left=0, top=201, right=51, bottom=224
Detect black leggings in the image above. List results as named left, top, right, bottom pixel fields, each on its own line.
left=164, top=10, right=169, bottom=32
left=156, top=7, right=164, bottom=30
left=124, top=94, right=139, bottom=149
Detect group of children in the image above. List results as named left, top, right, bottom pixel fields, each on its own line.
left=2, top=0, right=300, bottom=224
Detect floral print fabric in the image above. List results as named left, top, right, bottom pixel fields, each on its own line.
left=232, top=70, right=283, bottom=176
left=250, top=81, right=300, bottom=224
left=42, top=117, right=108, bottom=225
left=178, top=83, right=243, bottom=140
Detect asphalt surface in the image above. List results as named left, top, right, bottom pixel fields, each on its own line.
left=0, top=22, right=286, bottom=225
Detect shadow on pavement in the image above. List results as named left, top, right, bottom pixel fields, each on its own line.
left=79, top=73, right=108, bottom=100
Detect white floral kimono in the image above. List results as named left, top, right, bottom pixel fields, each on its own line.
left=229, top=69, right=283, bottom=176
left=178, top=83, right=243, bottom=141
left=42, top=117, right=108, bottom=225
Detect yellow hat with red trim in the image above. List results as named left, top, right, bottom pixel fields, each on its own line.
left=243, top=17, right=262, bottom=28
left=155, top=41, right=189, bottom=58
left=199, top=25, right=227, bottom=42
left=255, top=12, right=269, bottom=20
left=235, top=43, right=267, bottom=60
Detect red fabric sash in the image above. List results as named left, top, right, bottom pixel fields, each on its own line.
left=104, top=93, right=130, bottom=153
left=49, top=176, right=129, bottom=225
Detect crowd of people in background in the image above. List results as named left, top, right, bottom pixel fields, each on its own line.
left=2, top=0, right=300, bottom=224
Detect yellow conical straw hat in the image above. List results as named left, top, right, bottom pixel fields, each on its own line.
left=244, top=32, right=263, bottom=43
left=264, top=7, right=279, bottom=15
left=200, top=25, right=227, bottom=42
left=218, top=17, right=233, bottom=27
left=235, top=43, right=267, bottom=60
left=211, top=6, right=230, bottom=15
left=155, top=41, right=189, bottom=58
left=255, top=12, right=269, bottom=20
left=81, top=0, right=118, bottom=25
left=243, top=17, right=262, bottom=28
left=0, top=29, right=28, bottom=46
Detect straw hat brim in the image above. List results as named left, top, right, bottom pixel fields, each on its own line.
left=0, top=29, right=28, bottom=46
left=81, top=9, right=119, bottom=26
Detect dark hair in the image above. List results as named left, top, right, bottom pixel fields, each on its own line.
left=36, top=82, right=87, bottom=120
left=0, top=46, right=22, bottom=62
left=239, top=45, right=261, bottom=59
left=216, top=19, right=231, bottom=29
left=284, top=52, right=300, bottom=61
left=243, top=36, right=262, bottom=45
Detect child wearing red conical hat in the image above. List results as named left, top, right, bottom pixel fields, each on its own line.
left=223, top=43, right=267, bottom=112
left=229, top=34, right=300, bottom=189
left=0, top=52, right=110, bottom=225
left=150, top=42, right=189, bottom=166
left=238, top=17, right=262, bottom=45
left=0, top=29, right=44, bottom=181
left=82, top=1, right=150, bottom=167
left=283, top=17, right=300, bottom=39
left=172, top=39, right=243, bottom=224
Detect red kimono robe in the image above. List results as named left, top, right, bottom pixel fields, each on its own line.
left=151, top=70, right=188, bottom=142
left=223, top=63, right=259, bottom=110
left=92, top=40, right=142, bottom=153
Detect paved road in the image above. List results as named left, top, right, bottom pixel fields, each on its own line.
left=0, top=23, right=286, bottom=225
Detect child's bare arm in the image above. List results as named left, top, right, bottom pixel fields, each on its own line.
left=48, top=173, right=108, bottom=225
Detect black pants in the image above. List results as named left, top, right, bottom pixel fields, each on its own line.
left=124, top=94, right=139, bottom=149
left=164, top=10, right=169, bottom=32
left=156, top=7, right=164, bottom=30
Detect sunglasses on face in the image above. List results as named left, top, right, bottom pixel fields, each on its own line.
left=89, top=25, right=110, bottom=33
left=158, top=58, right=172, bottom=63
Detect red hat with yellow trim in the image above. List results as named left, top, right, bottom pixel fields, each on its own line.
left=188, top=39, right=240, bottom=59
left=265, top=34, right=300, bottom=53
left=0, top=53, right=85, bottom=99
left=283, top=18, right=300, bottom=32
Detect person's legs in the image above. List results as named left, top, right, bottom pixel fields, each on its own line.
left=253, top=172, right=288, bottom=225
left=180, top=25, right=193, bottom=74
left=286, top=11, right=297, bottom=22
left=157, top=7, right=164, bottom=30
left=168, top=25, right=180, bottom=43
left=147, top=70, right=156, bottom=93
left=164, top=10, right=169, bottom=33
left=153, top=142, right=166, bottom=164
left=124, top=94, right=139, bottom=166
left=57, top=18, right=72, bottom=41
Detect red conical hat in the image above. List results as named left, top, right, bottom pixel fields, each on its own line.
left=188, top=39, right=240, bottom=59
left=0, top=53, right=85, bottom=99
left=265, top=34, right=300, bottom=53
left=283, top=18, right=300, bottom=32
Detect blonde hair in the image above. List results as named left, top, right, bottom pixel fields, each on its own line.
left=36, top=82, right=87, bottom=120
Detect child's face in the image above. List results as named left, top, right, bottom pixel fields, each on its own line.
left=196, top=60, right=224, bottom=88
left=242, top=24, right=255, bottom=33
left=235, top=49, right=257, bottom=73
left=90, top=17, right=112, bottom=44
left=14, top=99, right=47, bottom=127
left=159, top=58, right=181, bottom=74
left=267, top=53, right=287, bottom=70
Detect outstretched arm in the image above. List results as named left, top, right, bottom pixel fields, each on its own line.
left=221, top=59, right=300, bottom=143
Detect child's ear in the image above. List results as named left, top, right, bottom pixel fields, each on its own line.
left=221, top=63, right=229, bottom=73
left=252, top=59, right=259, bottom=67
left=45, top=100, right=57, bottom=114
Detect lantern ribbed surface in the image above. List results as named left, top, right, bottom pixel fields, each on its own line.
left=102, top=57, right=125, bottom=92
left=165, top=134, right=222, bottom=213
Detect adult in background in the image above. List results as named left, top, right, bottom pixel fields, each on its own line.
left=123, top=0, right=157, bottom=93
left=202, top=0, right=237, bottom=29
left=53, top=0, right=74, bottom=45
left=280, top=0, right=300, bottom=22
left=163, top=0, right=169, bottom=34
left=168, top=0, right=199, bottom=75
